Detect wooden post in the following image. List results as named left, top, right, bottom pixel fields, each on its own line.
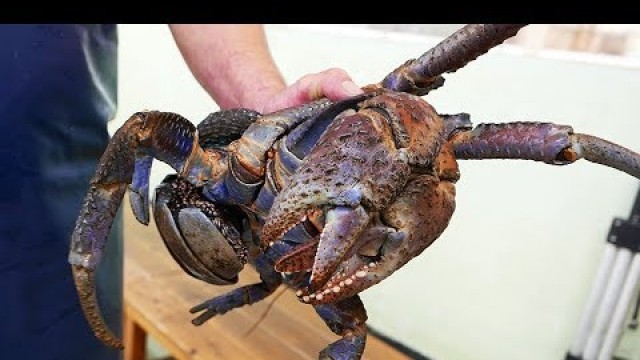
left=123, top=305, right=147, bottom=360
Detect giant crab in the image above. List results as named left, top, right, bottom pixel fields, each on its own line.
left=68, top=24, right=640, bottom=359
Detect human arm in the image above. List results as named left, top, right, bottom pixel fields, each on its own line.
left=168, top=24, right=363, bottom=113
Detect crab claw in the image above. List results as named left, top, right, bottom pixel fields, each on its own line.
left=308, top=206, right=369, bottom=289
left=262, top=195, right=371, bottom=291
left=294, top=174, right=456, bottom=306
left=262, top=93, right=442, bottom=294
left=274, top=237, right=319, bottom=273
left=263, top=92, right=452, bottom=305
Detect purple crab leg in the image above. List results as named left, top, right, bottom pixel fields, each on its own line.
left=68, top=111, right=225, bottom=349
left=205, top=99, right=336, bottom=205
left=381, top=24, right=527, bottom=95
left=313, top=295, right=368, bottom=360
left=451, top=122, right=640, bottom=178
left=188, top=252, right=283, bottom=326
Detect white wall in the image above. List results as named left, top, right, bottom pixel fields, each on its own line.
left=113, top=24, right=640, bottom=360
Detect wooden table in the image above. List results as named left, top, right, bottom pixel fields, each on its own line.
left=122, top=205, right=412, bottom=360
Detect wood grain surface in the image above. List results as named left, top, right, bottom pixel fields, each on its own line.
left=123, top=200, right=411, bottom=360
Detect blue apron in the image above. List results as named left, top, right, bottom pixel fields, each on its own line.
left=0, top=24, right=122, bottom=360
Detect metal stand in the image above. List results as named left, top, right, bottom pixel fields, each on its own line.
left=566, top=188, right=640, bottom=360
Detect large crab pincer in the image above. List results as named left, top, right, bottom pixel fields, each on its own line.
left=261, top=91, right=459, bottom=304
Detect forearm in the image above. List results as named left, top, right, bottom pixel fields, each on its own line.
left=169, top=24, right=286, bottom=111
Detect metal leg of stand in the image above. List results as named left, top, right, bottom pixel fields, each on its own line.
left=568, top=243, right=618, bottom=358
left=583, top=247, right=633, bottom=360
left=566, top=188, right=640, bottom=360
left=597, top=253, right=640, bottom=360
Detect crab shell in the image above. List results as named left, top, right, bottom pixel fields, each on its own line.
left=261, top=91, right=460, bottom=304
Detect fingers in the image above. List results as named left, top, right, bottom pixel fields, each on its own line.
left=296, top=68, right=363, bottom=101
left=260, top=68, right=363, bottom=113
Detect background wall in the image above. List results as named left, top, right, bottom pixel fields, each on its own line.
left=113, top=24, right=640, bottom=360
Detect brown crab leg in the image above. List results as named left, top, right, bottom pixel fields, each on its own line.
left=68, top=111, right=225, bottom=349
left=380, top=24, right=527, bottom=95
left=451, top=122, right=640, bottom=179
left=569, top=134, right=640, bottom=178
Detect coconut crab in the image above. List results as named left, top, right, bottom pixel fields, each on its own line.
left=68, top=24, right=640, bottom=360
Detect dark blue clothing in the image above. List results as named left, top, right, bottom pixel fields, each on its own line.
left=0, top=25, right=122, bottom=360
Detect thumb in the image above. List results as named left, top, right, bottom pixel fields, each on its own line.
left=301, top=68, right=363, bottom=102
left=259, top=68, right=363, bottom=113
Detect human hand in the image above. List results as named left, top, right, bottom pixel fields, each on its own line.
left=170, top=25, right=365, bottom=114
left=255, top=68, right=364, bottom=114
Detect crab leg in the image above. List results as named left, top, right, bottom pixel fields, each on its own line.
left=188, top=252, right=283, bottom=326
left=313, top=295, right=369, bottom=360
left=381, top=24, right=527, bottom=95
left=68, top=111, right=224, bottom=349
left=570, top=134, right=640, bottom=179
left=451, top=122, right=640, bottom=178
left=204, top=99, right=338, bottom=205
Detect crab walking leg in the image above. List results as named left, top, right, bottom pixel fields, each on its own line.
left=189, top=254, right=283, bottom=326
left=572, top=134, right=640, bottom=179
left=313, top=295, right=369, bottom=360
left=68, top=111, right=224, bottom=349
left=71, top=263, right=123, bottom=348
left=131, top=108, right=262, bottom=224
left=381, top=24, right=527, bottom=95
left=450, top=122, right=640, bottom=179
left=203, top=98, right=351, bottom=206
left=226, top=98, right=334, bottom=184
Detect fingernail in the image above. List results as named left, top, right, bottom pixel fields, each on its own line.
left=341, top=81, right=363, bottom=96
